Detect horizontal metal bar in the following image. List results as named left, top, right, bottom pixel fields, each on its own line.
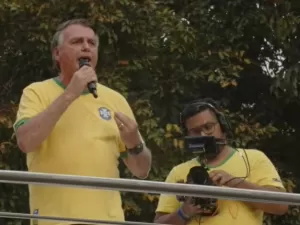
left=0, top=211, right=161, bottom=225
left=0, top=170, right=298, bottom=205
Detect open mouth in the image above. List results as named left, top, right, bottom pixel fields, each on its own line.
left=78, top=56, right=91, bottom=62
left=78, top=57, right=91, bottom=67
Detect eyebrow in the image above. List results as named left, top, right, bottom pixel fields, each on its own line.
left=189, top=121, right=218, bottom=130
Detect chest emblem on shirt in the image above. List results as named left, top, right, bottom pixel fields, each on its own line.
left=98, top=107, right=112, bottom=120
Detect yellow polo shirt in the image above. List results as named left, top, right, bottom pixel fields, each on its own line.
left=156, top=149, right=285, bottom=225
left=14, top=78, right=134, bottom=225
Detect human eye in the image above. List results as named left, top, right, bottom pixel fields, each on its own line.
left=89, top=40, right=96, bottom=46
left=71, top=38, right=82, bottom=44
left=203, top=123, right=215, bottom=133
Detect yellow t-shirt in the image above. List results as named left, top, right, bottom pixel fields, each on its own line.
left=156, top=149, right=285, bottom=225
left=14, top=78, right=135, bottom=225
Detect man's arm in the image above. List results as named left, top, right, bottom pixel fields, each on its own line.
left=122, top=140, right=152, bottom=179
left=154, top=168, right=188, bottom=224
left=154, top=212, right=187, bottom=225
left=155, top=197, right=204, bottom=225
left=15, top=66, right=98, bottom=153
left=221, top=150, right=289, bottom=215
left=114, top=95, right=152, bottom=179
left=16, top=89, right=76, bottom=153
left=229, top=179, right=288, bottom=215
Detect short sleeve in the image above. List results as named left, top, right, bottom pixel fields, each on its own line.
left=250, top=151, right=285, bottom=191
left=13, top=84, right=44, bottom=132
left=156, top=168, right=181, bottom=213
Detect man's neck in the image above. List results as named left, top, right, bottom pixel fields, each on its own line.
left=206, top=145, right=233, bottom=167
left=58, top=73, right=72, bottom=87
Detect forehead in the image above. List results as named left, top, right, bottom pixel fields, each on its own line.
left=62, top=24, right=96, bottom=41
left=185, top=109, right=217, bottom=128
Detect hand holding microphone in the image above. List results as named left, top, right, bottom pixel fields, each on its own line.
left=65, top=58, right=98, bottom=99
left=79, top=58, right=98, bottom=98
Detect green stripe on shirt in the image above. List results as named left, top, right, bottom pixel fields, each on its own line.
left=13, top=118, right=30, bottom=132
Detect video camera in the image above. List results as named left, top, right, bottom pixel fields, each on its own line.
left=176, top=136, right=223, bottom=216
left=177, top=166, right=218, bottom=216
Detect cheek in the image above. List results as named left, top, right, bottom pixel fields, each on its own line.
left=61, top=49, right=78, bottom=62
left=188, top=131, right=199, bottom=136
left=214, top=128, right=224, bottom=138
left=92, top=50, right=98, bottom=59
left=91, top=52, right=98, bottom=66
left=58, top=49, right=68, bottom=58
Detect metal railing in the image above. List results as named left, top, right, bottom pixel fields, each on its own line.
left=0, top=170, right=298, bottom=205
left=0, top=169, right=298, bottom=224
left=0, top=212, right=163, bottom=225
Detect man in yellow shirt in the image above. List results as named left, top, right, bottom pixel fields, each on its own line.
left=13, top=19, right=152, bottom=225
left=154, top=98, right=288, bottom=225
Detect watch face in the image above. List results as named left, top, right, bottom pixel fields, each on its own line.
left=128, top=143, right=144, bottom=155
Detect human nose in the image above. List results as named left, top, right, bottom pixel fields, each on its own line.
left=81, top=41, right=91, bottom=51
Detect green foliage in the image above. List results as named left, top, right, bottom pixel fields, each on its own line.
left=0, top=0, right=300, bottom=225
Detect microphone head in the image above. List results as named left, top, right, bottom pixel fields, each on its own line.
left=79, top=58, right=90, bottom=68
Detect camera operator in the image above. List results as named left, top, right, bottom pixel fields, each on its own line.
left=154, top=98, right=288, bottom=225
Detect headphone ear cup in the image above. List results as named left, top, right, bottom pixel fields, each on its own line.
left=218, top=114, right=233, bottom=137
left=179, top=113, right=186, bottom=135
left=217, top=114, right=228, bottom=133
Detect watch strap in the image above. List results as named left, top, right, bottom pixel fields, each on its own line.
left=177, top=207, right=190, bottom=221
left=127, top=142, right=144, bottom=155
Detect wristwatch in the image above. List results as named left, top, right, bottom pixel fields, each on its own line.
left=127, top=142, right=144, bottom=155
left=178, top=207, right=190, bottom=221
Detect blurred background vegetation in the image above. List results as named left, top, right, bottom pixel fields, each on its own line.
left=0, top=0, right=300, bottom=224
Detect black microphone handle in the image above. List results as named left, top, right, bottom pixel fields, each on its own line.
left=87, top=81, right=98, bottom=98
left=78, top=58, right=98, bottom=98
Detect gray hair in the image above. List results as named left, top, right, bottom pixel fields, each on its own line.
left=51, top=18, right=99, bottom=71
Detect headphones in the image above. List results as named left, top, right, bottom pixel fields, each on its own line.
left=179, top=99, right=233, bottom=138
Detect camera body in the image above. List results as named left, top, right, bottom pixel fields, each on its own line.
left=177, top=166, right=218, bottom=216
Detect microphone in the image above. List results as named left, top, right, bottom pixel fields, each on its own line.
left=78, top=58, right=98, bottom=98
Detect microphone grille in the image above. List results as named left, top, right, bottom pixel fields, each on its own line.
left=79, top=58, right=90, bottom=68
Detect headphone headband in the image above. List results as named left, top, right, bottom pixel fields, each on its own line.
left=180, top=101, right=220, bottom=124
